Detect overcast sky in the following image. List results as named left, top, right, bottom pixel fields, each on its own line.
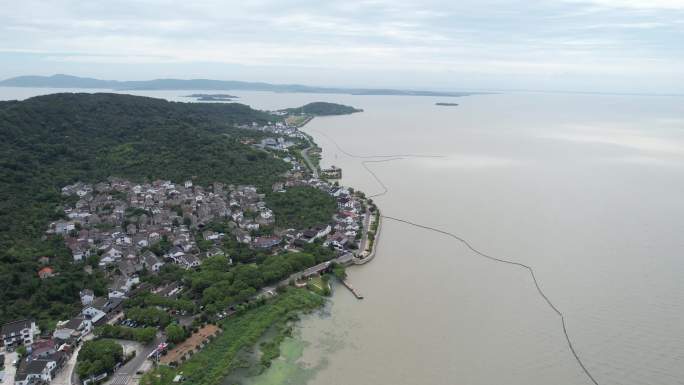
left=1, top=0, right=683, bottom=93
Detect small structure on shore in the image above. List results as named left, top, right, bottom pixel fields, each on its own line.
left=321, top=166, right=342, bottom=179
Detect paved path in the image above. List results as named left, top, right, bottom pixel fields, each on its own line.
left=105, top=335, right=162, bottom=385
left=1, top=351, right=17, bottom=385
left=300, top=141, right=319, bottom=178
left=256, top=253, right=352, bottom=298
left=357, top=208, right=373, bottom=257
left=51, top=343, right=82, bottom=385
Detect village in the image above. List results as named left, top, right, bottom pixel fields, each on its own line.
left=0, top=119, right=380, bottom=385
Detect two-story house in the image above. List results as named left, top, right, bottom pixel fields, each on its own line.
left=1, top=319, right=39, bottom=348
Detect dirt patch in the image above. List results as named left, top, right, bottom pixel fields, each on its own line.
left=160, top=324, right=221, bottom=366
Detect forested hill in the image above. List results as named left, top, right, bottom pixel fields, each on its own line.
left=283, top=102, right=363, bottom=116
left=0, top=93, right=288, bottom=325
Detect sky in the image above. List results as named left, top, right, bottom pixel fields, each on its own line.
left=0, top=0, right=683, bottom=93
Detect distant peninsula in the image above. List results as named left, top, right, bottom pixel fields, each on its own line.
left=0, top=74, right=477, bottom=98
left=436, top=102, right=459, bottom=106
left=282, top=102, right=363, bottom=116
left=185, top=93, right=238, bottom=101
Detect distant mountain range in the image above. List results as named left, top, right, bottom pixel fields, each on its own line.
left=0, top=74, right=473, bottom=97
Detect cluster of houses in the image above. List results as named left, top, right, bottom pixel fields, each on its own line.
left=256, top=137, right=296, bottom=151
left=326, top=187, right=364, bottom=251
left=236, top=119, right=307, bottom=139
left=45, top=161, right=367, bottom=289
left=1, top=319, right=67, bottom=385
left=1, top=287, right=148, bottom=385
left=45, top=179, right=285, bottom=298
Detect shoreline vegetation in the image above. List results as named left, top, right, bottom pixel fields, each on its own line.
left=141, top=288, right=324, bottom=385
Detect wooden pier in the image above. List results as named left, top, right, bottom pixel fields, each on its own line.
left=341, top=279, right=364, bottom=300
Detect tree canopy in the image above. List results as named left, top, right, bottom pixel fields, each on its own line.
left=76, top=339, right=124, bottom=379
left=0, top=93, right=287, bottom=325
left=165, top=323, right=188, bottom=344
left=265, top=186, right=337, bottom=230
left=282, top=102, right=362, bottom=116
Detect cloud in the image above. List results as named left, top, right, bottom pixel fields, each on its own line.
left=0, top=0, right=682, bottom=92
left=602, top=156, right=684, bottom=166
left=580, top=22, right=668, bottom=29
left=565, top=0, right=684, bottom=10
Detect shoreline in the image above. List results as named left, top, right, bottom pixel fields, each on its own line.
left=354, top=211, right=381, bottom=265
left=221, top=116, right=382, bottom=383
left=297, top=117, right=383, bottom=266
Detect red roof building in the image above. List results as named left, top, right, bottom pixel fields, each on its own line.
left=38, top=267, right=55, bottom=279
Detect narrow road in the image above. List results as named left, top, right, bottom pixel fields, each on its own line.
left=1, top=351, right=17, bottom=385
left=51, top=344, right=80, bottom=385
left=357, top=208, right=373, bottom=257
left=300, top=135, right=319, bottom=178
left=105, top=334, right=163, bottom=385
left=300, top=146, right=319, bottom=178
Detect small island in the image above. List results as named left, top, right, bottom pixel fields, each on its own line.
left=435, top=102, right=459, bottom=106
left=185, top=93, right=238, bottom=101
left=281, top=101, right=363, bottom=116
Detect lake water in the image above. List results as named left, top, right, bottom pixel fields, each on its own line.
left=3, top=88, right=684, bottom=385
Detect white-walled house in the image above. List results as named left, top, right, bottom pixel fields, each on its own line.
left=80, top=289, right=95, bottom=306
left=14, top=358, right=58, bottom=385
left=1, top=319, right=40, bottom=348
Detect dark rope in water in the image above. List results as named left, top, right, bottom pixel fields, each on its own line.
left=313, top=126, right=601, bottom=384
left=361, top=158, right=402, bottom=198
left=381, top=215, right=598, bottom=385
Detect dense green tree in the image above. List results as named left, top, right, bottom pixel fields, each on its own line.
left=165, top=323, right=187, bottom=344
left=76, top=339, right=124, bottom=379
left=283, top=102, right=362, bottom=116
left=124, top=292, right=195, bottom=312
left=95, top=325, right=157, bottom=344
left=126, top=307, right=171, bottom=327
left=332, top=263, right=347, bottom=280
left=265, top=186, right=336, bottom=229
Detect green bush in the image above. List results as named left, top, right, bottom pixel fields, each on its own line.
left=266, top=186, right=336, bottom=229
left=165, top=323, right=188, bottom=344
left=76, top=339, right=123, bottom=379
left=95, top=324, right=157, bottom=344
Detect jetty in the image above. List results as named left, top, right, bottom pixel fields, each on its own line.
left=341, top=279, right=363, bottom=299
